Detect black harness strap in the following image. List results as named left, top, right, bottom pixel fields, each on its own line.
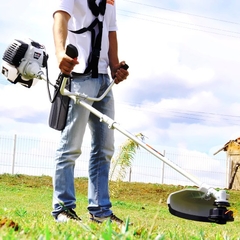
left=69, top=0, right=106, bottom=78
left=88, top=0, right=106, bottom=16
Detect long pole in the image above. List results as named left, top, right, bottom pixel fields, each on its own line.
left=60, top=77, right=203, bottom=187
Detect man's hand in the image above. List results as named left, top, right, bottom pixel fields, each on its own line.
left=112, top=61, right=129, bottom=84
left=56, top=50, right=79, bottom=76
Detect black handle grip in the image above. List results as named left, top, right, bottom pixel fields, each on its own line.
left=66, top=44, right=78, bottom=58
left=61, top=44, right=78, bottom=77
left=120, top=63, right=129, bottom=70
left=113, top=63, right=129, bottom=79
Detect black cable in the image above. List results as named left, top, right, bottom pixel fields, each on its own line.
left=45, top=59, right=62, bottom=103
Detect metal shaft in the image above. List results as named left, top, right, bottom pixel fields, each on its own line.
left=60, top=77, right=203, bottom=187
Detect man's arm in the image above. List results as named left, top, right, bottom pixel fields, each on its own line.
left=108, top=31, right=128, bottom=84
left=53, top=11, right=79, bottom=75
left=108, top=31, right=119, bottom=72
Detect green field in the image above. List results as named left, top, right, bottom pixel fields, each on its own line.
left=0, top=174, right=239, bottom=239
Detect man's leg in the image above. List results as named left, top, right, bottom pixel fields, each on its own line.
left=87, top=74, right=115, bottom=217
left=52, top=73, right=101, bottom=218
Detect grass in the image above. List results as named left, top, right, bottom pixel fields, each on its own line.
left=0, top=174, right=240, bottom=239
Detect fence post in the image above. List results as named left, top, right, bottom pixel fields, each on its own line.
left=161, top=150, right=165, bottom=184
left=11, top=134, right=17, bottom=175
left=129, top=167, right=132, bottom=182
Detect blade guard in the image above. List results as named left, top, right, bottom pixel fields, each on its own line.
left=167, top=189, right=234, bottom=224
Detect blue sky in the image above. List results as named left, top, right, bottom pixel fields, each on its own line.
left=1, top=0, right=240, bottom=183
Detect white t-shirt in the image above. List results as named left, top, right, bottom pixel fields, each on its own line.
left=53, top=0, right=118, bottom=74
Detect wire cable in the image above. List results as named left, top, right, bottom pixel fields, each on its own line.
left=118, top=9, right=240, bottom=36
left=117, top=11, right=240, bottom=39
left=122, top=0, right=240, bottom=26
left=115, top=101, right=240, bottom=125
left=117, top=1, right=240, bottom=39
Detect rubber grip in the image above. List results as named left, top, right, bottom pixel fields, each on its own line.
left=62, top=44, right=78, bottom=78
left=113, top=63, right=129, bottom=79
left=120, top=63, right=129, bottom=70
left=66, top=44, right=78, bottom=58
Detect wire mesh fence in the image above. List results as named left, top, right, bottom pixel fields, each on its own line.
left=0, top=134, right=226, bottom=188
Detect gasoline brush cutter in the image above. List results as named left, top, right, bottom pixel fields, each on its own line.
left=1, top=38, right=234, bottom=224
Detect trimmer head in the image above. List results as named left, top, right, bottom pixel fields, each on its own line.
left=167, top=189, right=234, bottom=224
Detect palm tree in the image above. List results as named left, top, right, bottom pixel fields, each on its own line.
left=110, top=133, right=145, bottom=182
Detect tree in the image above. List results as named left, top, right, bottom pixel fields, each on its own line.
left=110, top=133, right=145, bottom=182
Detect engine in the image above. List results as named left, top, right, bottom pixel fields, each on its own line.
left=1, top=39, right=48, bottom=88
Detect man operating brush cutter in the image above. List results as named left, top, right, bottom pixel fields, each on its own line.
left=51, top=0, right=129, bottom=224
left=1, top=35, right=234, bottom=224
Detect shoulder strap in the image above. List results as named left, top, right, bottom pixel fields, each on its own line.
left=69, top=18, right=99, bottom=35
left=69, top=0, right=107, bottom=78
left=88, top=0, right=106, bottom=16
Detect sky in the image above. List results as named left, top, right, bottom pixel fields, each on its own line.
left=1, top=0, right=240, bottom=186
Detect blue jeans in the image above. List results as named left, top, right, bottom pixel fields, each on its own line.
left=52, top=73, right=115, bottom=218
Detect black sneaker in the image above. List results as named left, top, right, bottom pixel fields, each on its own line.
left=90, top=213, right=124, bottom=224
left=56, top=208, right=82, bottom=223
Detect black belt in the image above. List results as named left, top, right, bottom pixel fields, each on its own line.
left=72, top=71, right=92, bottom=76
